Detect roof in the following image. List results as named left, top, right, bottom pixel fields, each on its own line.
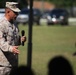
left=28, top=1, right=55, bottom=10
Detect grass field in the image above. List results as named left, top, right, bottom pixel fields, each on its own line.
left=18, top=24, right=76, bottom=75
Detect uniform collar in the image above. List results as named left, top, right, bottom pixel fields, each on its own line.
left=4, top=16, right=13, bottom=28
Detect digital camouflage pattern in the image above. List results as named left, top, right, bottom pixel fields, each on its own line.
left=0, top=17, right=20, bottom=75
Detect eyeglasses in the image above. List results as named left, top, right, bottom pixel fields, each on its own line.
left=13, top=11, right=19, bottom=15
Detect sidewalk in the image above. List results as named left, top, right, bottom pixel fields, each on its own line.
left=69, top=18, right=76, bottom=25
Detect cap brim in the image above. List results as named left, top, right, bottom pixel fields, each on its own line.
left=11, top=8, right=21, bottom=12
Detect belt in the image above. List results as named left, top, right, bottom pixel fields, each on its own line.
left=0, top=65, right=12, bottom=68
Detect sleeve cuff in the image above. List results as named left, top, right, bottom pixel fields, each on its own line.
left=8, top=46, right=13, bottom=52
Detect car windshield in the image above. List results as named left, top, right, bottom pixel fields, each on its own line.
left=50, top=9, right=66, bottom=15
left=19, top=8, right=41, bottom=16
left=20, top=8, right=30, bottom=14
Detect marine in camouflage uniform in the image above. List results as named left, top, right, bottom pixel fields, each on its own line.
left=0, top=16, right=21, bottom=75
left=0, top=2, right=25, bottom=75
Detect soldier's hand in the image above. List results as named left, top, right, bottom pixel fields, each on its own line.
left=12, top=46, right=19, bottom=54
left=21, top=36, right=26, bottom=42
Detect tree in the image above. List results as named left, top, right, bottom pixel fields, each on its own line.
left=18, top=0, right=28, bottom=9
left=0, top=0, right=6, bottom=8
left=46, top=0, right=76, bottom=8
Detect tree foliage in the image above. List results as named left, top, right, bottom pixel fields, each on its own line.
left=48, top=0, right=76, bottom=8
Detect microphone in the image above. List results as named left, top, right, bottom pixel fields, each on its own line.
left=21, top=30, right=25, bottom=46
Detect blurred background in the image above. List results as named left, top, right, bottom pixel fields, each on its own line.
left=0, top=0, right=76, bottom=25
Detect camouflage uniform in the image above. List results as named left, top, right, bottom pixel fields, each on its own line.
left=0, top=17, right=21, bottom=75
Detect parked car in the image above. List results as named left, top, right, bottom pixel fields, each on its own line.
left=0, top=8, right=5, bottom=19
left=16, top=8, right=29, bottom=25
left=46, top=8, right=69, bottom=25
left=33, top=8, right=42, bottom=25
left=41, top=10, right=51, bottom=19
left=16, top=8, right=42, bottom=25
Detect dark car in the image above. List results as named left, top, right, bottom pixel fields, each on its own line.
left=46, top=8, right=69, bottom=25
left=33, top=8, right=42, bottom=25
left=16, top=8, right=41, bottom=25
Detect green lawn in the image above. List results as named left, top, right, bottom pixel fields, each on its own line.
left=18, top=24, right=76, bottom=75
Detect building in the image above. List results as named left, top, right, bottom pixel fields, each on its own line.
left=28, top=1, right=55, bottom=10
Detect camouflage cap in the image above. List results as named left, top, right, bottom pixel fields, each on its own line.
left=6, top=2, right=21, bottom=12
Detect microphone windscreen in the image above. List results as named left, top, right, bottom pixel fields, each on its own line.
left=21, top=30, right=25, bottom=46
left=21, top=30, right=25, bottom=36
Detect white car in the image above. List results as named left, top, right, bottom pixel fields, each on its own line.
left=16, top=8, right=29, bottom=25
left=16, top=8, right=42, bottom=25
